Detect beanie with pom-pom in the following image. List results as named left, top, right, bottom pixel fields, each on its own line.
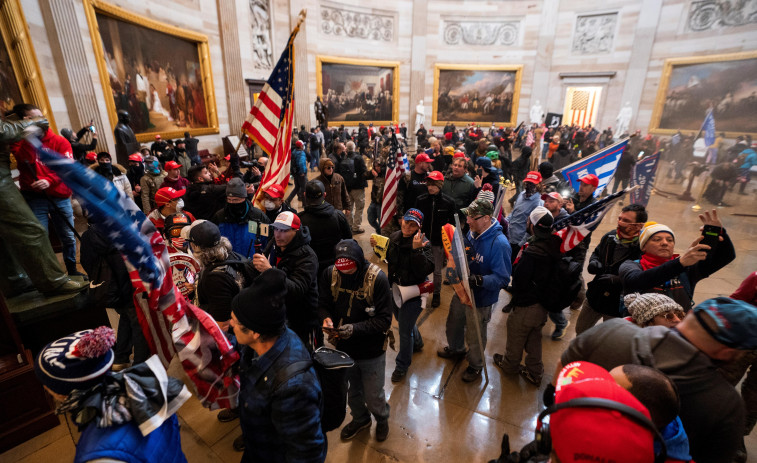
left=34, top=327, right=115, bottom=396
left=624, top=292, right=683, bottom=327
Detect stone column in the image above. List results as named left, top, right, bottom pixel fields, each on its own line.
left=38, top=0, right=106, bottom=150
left=217, top=0, right=247, bottom=134
left=408, top=0, right=428, bottom=145
left=289, top=0, right=310, bottom=130
left=531, top=0, right=560, bottom=115
left=619, top=0, right=663, bottom=132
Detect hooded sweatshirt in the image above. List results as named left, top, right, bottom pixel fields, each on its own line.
left=299, top=201, right=352, bottom=274
left=466, top=218, right=512, bottom=306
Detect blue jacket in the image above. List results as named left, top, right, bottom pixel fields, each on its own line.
left=291, top=148, right=308, bottom=175
left=506, top=191, right=543, bottom=246
left=740, top=148, right=757, bottom=170
left=466, top=218, right=512, bottom=307
left=239, top=328, right=326, bottom=463
left=659, top=416, right=692, bottom=461
left=75, top=414, right=185, bottom=463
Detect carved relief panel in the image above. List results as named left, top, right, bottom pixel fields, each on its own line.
left=320, top=2, right=396, bottom=42
left=572, top=12, right=618, bottom=55
left=441, top=19, right=520, bottom=46
left=250, top=0, right=273, bottom=69
left=686, top=0, right=757, bottom=32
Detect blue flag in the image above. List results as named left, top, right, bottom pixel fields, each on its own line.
left=629, top=153, right=660, bottom=207
left=558, top=139, right=629, bottom=197
left=702, top=109, right=716, bottom=147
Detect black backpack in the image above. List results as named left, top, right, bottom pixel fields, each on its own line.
left=336, top=156, right=357, bottom=189
left=539, top=255, right=583, bottom=313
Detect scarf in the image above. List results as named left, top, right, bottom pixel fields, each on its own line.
left=639, top=252, right=678, bottom=271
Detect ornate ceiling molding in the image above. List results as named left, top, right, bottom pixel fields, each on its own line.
left=686, top=0, right=757, bottom=32
left=572, top=12, right=618, bottom=55
left=441, top=19, right=520, bottom=46
left=320, top=2, right=396, bottom=42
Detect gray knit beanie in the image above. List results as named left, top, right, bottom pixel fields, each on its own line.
left=625, top=292, right=683, bottom=326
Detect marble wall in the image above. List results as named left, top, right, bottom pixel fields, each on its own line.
left=19, top=0, right=757, bottom=155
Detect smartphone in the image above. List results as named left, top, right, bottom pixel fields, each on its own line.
left=701, top=225, right=721, bottom=250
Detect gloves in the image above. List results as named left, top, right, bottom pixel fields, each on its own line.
left=468, top=274, right=484, bottom=287
left=542, top=383, right=556, bottom=407
left=587, top=260, right=603, bottom=274
left=337, top=324, right=353, bottom=340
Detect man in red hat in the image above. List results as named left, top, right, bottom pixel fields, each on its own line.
left=160, top=160, right=189, bottom=190
left=505, top=170, right=544, bottom=262
left=562, top=173, right=599, bottom=311
left=148, top=187, right=194, bottom=232
left=261, top=183, right=296, bottom=223
left=399, top=152, right=433, bottom=214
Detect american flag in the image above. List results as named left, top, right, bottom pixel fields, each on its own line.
left=243, top=19, right=302, bottom=205
left=380, top=149, right=404, bottom=230
left=29, top=135, right=240, bottom=410
left=552, top=189, right=627, bottom=253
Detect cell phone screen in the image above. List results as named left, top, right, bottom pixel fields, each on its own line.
left=701, top=225, right=721, bottom=250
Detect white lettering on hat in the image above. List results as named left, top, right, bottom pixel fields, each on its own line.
left=43, top=347, right=67, bottom=369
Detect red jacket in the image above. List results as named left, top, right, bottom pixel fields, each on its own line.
left=12, top=129, right=73, bottom=198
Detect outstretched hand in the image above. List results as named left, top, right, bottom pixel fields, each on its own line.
left=679, top=236, right=710, bottom=267
left=699, top=209, right=724, bottom=240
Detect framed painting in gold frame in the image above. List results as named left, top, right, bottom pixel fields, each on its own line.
left=649, top=51, right=757, bottom=137
left=84, top=0, right=219, bottom=143
left=315, top=56, right=399, bottom=127
left=433, top=64, right=522, bottom=127
left=0, top=0, right=56, bottom=131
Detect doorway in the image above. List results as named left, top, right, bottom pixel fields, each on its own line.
left=563, top=86, right=602, bottom=127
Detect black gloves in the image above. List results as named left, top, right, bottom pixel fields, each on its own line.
left=337, top=324, right=353, bottom=340
left=468, top=274, right=484, bottom=287
left=543, top=383, right=556, bottom=407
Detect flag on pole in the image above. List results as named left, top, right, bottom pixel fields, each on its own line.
left=29, top=135, right=240, bottom=410
left=702, top=108, right=716, bottom=147
left=558, top=138, right=629, bottom=197
left=243, top=13, right=304, bottom=204
left=552, top=189, right=627, bottom=253
left=380, top=149, right=404, bottom=230
left=629, top=153, right=660, bottom=207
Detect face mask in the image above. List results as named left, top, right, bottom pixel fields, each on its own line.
left=176, top=199, right=184, bottom=211
left=263, top=199, right=277, bottom=211
left=148, top=160, right=160, bottom=174
left=227, top=201, right=248, bottom=218
left=129, top=164, right=144, bottom=175
left=171, top=237, right=187, bottom=251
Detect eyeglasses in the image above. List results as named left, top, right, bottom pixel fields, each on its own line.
left=471, top=215, right=487, bottom=221
left=661, top=311, right=685, bottom=322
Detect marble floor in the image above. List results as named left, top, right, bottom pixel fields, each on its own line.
left=2, top=164, right=757, bottom=463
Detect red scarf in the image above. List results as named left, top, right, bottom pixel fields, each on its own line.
left=639, top=252, right=679, bottom=271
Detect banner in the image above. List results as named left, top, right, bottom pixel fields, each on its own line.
left=629, top=153, right=660, bottom=207
left=545, top=112, right=563, bottom=128
left=702, top=109, right=716, bottom=147
left=558, top=138, right=629, bottom=197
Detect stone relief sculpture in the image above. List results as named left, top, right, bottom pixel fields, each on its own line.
left=571, top=13, right=617, bottom=55
left=687, top=0, right=757, bottom=31
left=250, top=0, right=273, bottom=69
left=442, top=20, right=519, bottom=46
left=320, top=4, right=394, bottom=42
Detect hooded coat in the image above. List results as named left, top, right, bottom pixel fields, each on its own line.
left=465, top=218, right=512, bottom=307
left=299, top=201, right=352, bottom=275
left=212, top=201, right=270, bottom=258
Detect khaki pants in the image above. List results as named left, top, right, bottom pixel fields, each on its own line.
left=501, top=303, right=548, bottom=379
left=348, top=188, right=365, bottom=230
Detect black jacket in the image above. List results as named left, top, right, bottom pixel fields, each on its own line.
left=566, top=194, right=597, bottom=264
left=400, top=170, right=428, bottom=214
left=197, top=251, right=249, bottom=322
left=511, top=233, right=561, bottom=307
left=80, top=227, right=132, bottom=310
left=70, top=127, right=98, bottom=162
left=184, top=181, right=228, bottom=221
left=414, top=192, right=456, bottom=246
left=299, top=201, right=352, bottom=275
left=317, top=243, right=392, bottom=360
left=386, top=231, right=434, bottom=287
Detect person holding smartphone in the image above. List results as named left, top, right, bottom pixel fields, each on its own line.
left=619, top=209, right=735, bottom=311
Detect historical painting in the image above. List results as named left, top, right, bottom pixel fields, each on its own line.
left=0, top=34, right=22, bottom=115
left=84, top=0, right=218, bottom=142
left=433, top=64, right=522, bottom=126
left=316, top=56, right=399, bottom=126
left=650, top=51, right=757, bottom=136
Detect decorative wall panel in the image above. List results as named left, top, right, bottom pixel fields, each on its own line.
left=320, top=3, right=395, bottom=42
left=572, top=12, right=617, bottom=55
left=442, top=19, right=520, bottom=46
left=686, top=0, right=757, bottom=32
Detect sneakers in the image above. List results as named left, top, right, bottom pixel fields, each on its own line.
left=493, top=353, right=518, bottom=375
left=431, top=293, right=441, bottom=308
left=437, top=346, right=467, bottom=360
left=340, top=418, right=371, bottom=440
left=43, top=278, right=88, bottom=296
left=461, top=366, right=482, bottom=382
left=217, top=408, right=239, bottom=422
left=352, top=227, right=366, bottom=235
left=551, top=322, right=570, bottom=340
left=232, top=435, right=245, bottom=452
left=391, top=369, right=407, bottom=382
left=519, top=366, right=542, bottom=386
left=375, top=419, right=389, bottom=442
left=413, top=341, right=424, bottom=353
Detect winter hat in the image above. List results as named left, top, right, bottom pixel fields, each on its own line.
left=692, top=297, right=757, bottom=349
left=231, top=268, right=288, bottom=335
left=625, top=293, right=683, bottom=327
left=34, top=327, right=115, bottom=396
left=529, top=206, right=553, bottom=229
left=475, top=156, right=493, bottom=171
left=226, top=178, right=247, bottom=199
left=476, top=184, right=495, bottom=204
left=639, top=222, right=675, bottom=251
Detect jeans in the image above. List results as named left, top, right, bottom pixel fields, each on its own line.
left=612, top=176, right=630, bottom=194
left=548, top=308, right=569, bottom=330
left=113, top=305, right=151, bottom=365
left=393, top=296, right=423, bottom=372
left=23, top=194, right=77, bottom=270
left=347, top=355, right=390, bottom=423
left=431, top=245, right=444, bottom=296
left=348, top=188, right=365, bottom=229
left=367, top=202, right=381, bottom=232
left=286, top=173, right=307, bottom=204
left=445, top=294, right=492, bottom=370
left=500, top=303, right=548, bottom=379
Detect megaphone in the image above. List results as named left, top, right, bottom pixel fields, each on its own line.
left=392, top=281, right=434, bottom=307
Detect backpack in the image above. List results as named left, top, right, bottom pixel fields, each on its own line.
left=330, top=263, right=381, bottom=313
left=539, top=255, right=583, bottom=313
left=336, top=156, right=357, bottom=189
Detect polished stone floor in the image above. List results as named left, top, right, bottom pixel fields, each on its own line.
left=3, top=163, right=756, bottom=463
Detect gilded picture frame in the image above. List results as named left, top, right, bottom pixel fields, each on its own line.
left=432, top=64, right=523, bottom=127
left=649, top=51, right=757, bottom=137
left=84, top=0, right=219, bottom=143
left=0, top=0, right=56, bottom=131
left=315, top=55, right=400, bottom=127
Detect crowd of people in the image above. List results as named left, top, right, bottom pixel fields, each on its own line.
left=2, top=102, right=756, bottom=463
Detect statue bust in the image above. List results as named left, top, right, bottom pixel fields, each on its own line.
left=530, top=100, right=543, bottom=125
left=114, top=110, right=140, bottom=165
left=415, top=100, right=425, bottom=128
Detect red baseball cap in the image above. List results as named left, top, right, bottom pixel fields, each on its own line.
left=580, top=174, right=599, bottom=188
left=444, top=132, right=453, bottom=141
left=263, top=184, right=285, bottom=199
left=524, top=171, right=542, bottom=184
left=550, top=362, right=655, bottom=463
left=427, top=171, right=444, bottom=181
left=453, top=151, right=468, bottom=159
left=165, top=161, right=182, bottom=170
left=154, top=187, right=186, bottom=207
left=541, top=191, right=563, bottom=201
left=128, top=153, right=144, bottom=162
left=415, top=153, right=432, bottom=164
left=85, top=152, right=97, bottom=161
left=272, top=211, right=301, bottom=230
left=155, top=134, right=161, bottom=139
left=224, top=154, right=231, bottom=161
left=295, top=140, right=304, bottom=148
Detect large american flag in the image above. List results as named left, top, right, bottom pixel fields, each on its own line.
left=552, top=189, right=627, bottom=253
left=380, top=149, right=404, bottom=230
left=243, top=20, right=302, bottom=204
left=29, top=134, right=240, bottom=410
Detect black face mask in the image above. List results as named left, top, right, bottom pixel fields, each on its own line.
left=226, top=201, right=249, bottom=220
left=97, top=162, right=113, bottom=175
left=128, top=164, right=144, bottom=176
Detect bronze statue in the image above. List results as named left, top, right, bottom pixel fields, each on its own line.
left=114, top=110, right=140, bottom=165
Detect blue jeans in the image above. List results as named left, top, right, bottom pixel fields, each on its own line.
left=548, top=308, right=569, bottom=330
left=23, top=194, right=77, bottom=270
left=445, top=294, right=492, bottom=370
left=393, top=296, right=423, bottom=372
left=367, top=202, right=381, bottom=233
left=347, top=355, right=390, bottom=422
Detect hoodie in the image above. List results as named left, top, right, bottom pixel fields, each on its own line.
left=12, top=129, right=73, bottom=198
left=465, top=218, right=512, bottom=306
left=299, top=201, right=352, bottom=274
